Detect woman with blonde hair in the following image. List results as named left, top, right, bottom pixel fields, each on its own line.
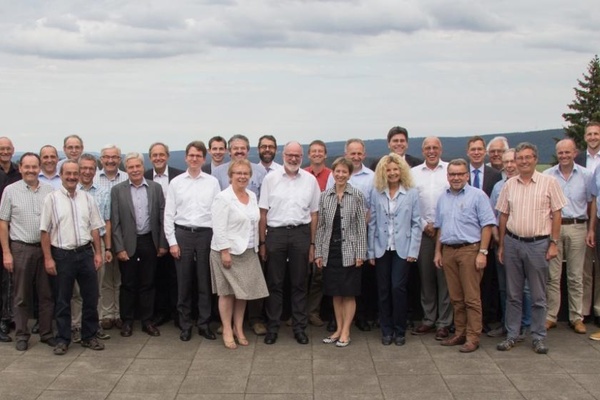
left=368, top=153, right=422, bottom=346
left=315, top=157, right=367, bottom=347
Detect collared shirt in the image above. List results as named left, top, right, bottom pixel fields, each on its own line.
left=411, top=161, right=449, bottom=229
left=259, top=168, right=320, bottom=227
left=469, top=164, right=484, bottom=190
left=93, top=169, right=129, bottom=192
left=326, top=164, right=374, bottom=209
left=587, top=150, right=600, bottom=173
left=212, top=162, right=266, bottom=198
left=258, top=161, right=282, bottom=175
left=544, top=164, right=593, bottom=219
left=490, top=179, right=507, bottom=219
left=435, top=185, right=496, bottom=245
left=38, top=172, right=62, bottom=190
left=152, top=168, right=170, bottom=198
left=129, top=179, right=151, bottom=234
left=0, top=180, right=54, bottom=243
left=164, top=171, right=221, bottom=246
left=78, top=183, right=110, bottom=236
left=496, top=171, right=567, bottom=237
left=40, top=186, right=105, bottom=250
left=304, top=165, right=331, bottom=192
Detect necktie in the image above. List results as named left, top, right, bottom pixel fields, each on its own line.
left=473, top=169, right=480, bottom=189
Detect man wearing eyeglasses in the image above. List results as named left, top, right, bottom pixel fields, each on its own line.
left=257, top=135, right=282, bottom=173
left=496, top=142, right=566, bottom=354
left=94, top=145, right=128, bottom=332
left=259, top=141, right=320, bottom=345
left=486, top=136, right=509, bottom=179
left=57, top=135, right=85, bottom=171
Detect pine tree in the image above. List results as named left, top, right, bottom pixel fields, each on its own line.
left=563, top=55, right=600, bottom=150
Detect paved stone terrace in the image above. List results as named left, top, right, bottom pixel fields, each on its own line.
left=0, top=321, right=600, bottom=399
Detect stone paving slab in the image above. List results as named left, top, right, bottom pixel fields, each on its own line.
left=0, top=321, right=599, bottom=399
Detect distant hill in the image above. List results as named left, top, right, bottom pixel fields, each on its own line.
left=164, top=128, right=564, bottom=170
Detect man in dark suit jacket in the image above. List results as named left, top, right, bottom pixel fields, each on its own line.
left=201, top=136, right=228, bottom=175
left=144, top=143, right=184, bottom=327
left=370, top=126, right=423, bottom=170
left=112, top=152, right=168, bottom=338
left=574, top=122, right=600, bottom=327
left=466, top=136, right=502, bottom=332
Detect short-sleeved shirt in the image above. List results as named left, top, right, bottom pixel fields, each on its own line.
left=411, top=161, right=449, bottom=229
left=435, top=185, right=496, bottom=245
left=78, top=183, right=110, bottom=237
left=544, top=164, right=593, bottom=220
left=304, top=166, right=331, bottom=192
left=496, top=171, right=567, bottom=237
left=259, top=168, right=320, bottom=227
left=0, top=180, right=54, bottom=243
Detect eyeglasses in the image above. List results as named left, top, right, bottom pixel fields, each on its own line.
left=259, top=145, right=276, bottom=150
left=232, top=171, right=251, bottom=176
left=101, top=155, right=120, bottom=161
left=284, top=153, right=302, bottom=159
left=515, top=155, right=536, bottom=162
left=448, top=172, right=468, bottom=177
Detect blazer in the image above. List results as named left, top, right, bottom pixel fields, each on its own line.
left=314, top=184, right=367, bottom=267
left=469, top=165, right=502, bottom=197
left=574, top=152, right=587, bottom=169
left=201, top=163, right=211, bottom=174
left=210, top=186, right=260, bottom=255
left=143, top=166, right=184, bottom=182
left=367, top=185, right=422, bottom=260
left=111, top=179, right=168, bottom=257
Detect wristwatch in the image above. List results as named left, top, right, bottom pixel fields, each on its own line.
left=478, top=249, right=488, bottom=256
left=549, top=238, right=559, bottom=245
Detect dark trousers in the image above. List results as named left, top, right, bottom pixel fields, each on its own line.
left=52, top=244, right=98, bottom=344
left=481, top=249, right=500, bottom=324
left=376, top=250, right=410, bottom=337
left=174, top=227, right=212, bottom=330
left=265, top=224, right=310, bottom=334
left=0, top=250, right=14, bottom=322
left=355, top=261, right=379, bottom=323
left=12, top=242, right=54, bottom=342
left=153, top=253, right=178, bottom=320
left=119, top=234, right=157, bottom=325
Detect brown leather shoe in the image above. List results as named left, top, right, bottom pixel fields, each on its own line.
left=459, top=341, right=479, bottom=353
left=142, top=323, right=161, bottom=337
left=545, top=320, right=557, bottom=330
left=440, top=335, right=466, bottom=346
left=572, top=319, right=586, bottom=334
left=114, top=318, right=124, bottom=329
left=100, top=318, right=113, bottom=330
left=411, top=324, right=435, bottom=335
left=435, top=327, right=450, bottom=341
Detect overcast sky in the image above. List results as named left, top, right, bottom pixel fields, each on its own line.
left=0, top=0, right=598, bottom=154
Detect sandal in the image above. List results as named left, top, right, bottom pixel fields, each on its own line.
left=234, top=335, right=249, bottom=346
left=336, top=338, right=351, bottom=348
left=322, top=336, right=340, bottom=344
left=223, top=336, right=237, bottom=350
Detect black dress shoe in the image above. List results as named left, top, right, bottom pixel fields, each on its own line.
left=180, top=328, right=192, bottom=342
left=142, top=323, right=161, bottom=337
left=395, top=336, right=406, bottom=346
left=0, top=331, right=12, bottom=343
left=153, top=314, right=171, bottom=327
left=31, top=320, right=39, bottom=334
left=0, top=319, right=9, bottom=334
left=294, top=331, right=309, bottom=345
left=120, top=323, right=133, bottom=337
left=327, top=320, right=337, bottom=333
left=355, top=320, right=371, bottom=332
left=198, top=326, right=216, bottom=340
left=595, top=316, right=600, bottom=328
left=381, top=336, right=393, bottom=346
left=264, top=332, right=278, bottom=345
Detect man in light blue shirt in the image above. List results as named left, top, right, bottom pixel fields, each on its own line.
left=544, top=138, right=595, bottom=334
left=434, top=159, right=496, bottom=353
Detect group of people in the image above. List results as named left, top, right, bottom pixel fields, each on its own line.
left=1, top=121, right=600, bottom=356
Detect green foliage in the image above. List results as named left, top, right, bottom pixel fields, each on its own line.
left=563, top=55, right=600, bottom=150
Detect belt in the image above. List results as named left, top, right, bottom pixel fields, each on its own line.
left=268, top=224, right=309, bottom=231
left=11, top=240, right=41, bottom=247
left=444, top=242, right=478, bottom=249
left=52, top=242, right=92, bottom=253
left=561, top=218, right=587, bottom=225
left=506, top=230, right=549, bottom=243
left=175, top=224, right=211, bottom=233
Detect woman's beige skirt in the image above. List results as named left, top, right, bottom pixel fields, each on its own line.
left=210, top=248, right=269, bottom=300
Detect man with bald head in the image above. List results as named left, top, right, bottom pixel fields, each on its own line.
left=411, top=137, right=453, bottom=339
left=259, top=141, right=320, bottom=345
left=543, top=138, right=594, bottom=334
left=0, top=137, right=21, bottom=340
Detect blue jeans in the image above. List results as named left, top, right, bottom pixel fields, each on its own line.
left=376, top=251, right=409, bottom=337
left=52, top=245, right=99, bottom=344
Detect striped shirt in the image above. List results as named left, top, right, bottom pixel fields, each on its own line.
left=496, top=171, right=567, bottom=237
left=78, top=183, right=110, bottom=236
left=93, top=169, right=128, bottom=192
left=40, top=186, right=105, bottom=250
left=0, top=180, right=54, bottom=243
